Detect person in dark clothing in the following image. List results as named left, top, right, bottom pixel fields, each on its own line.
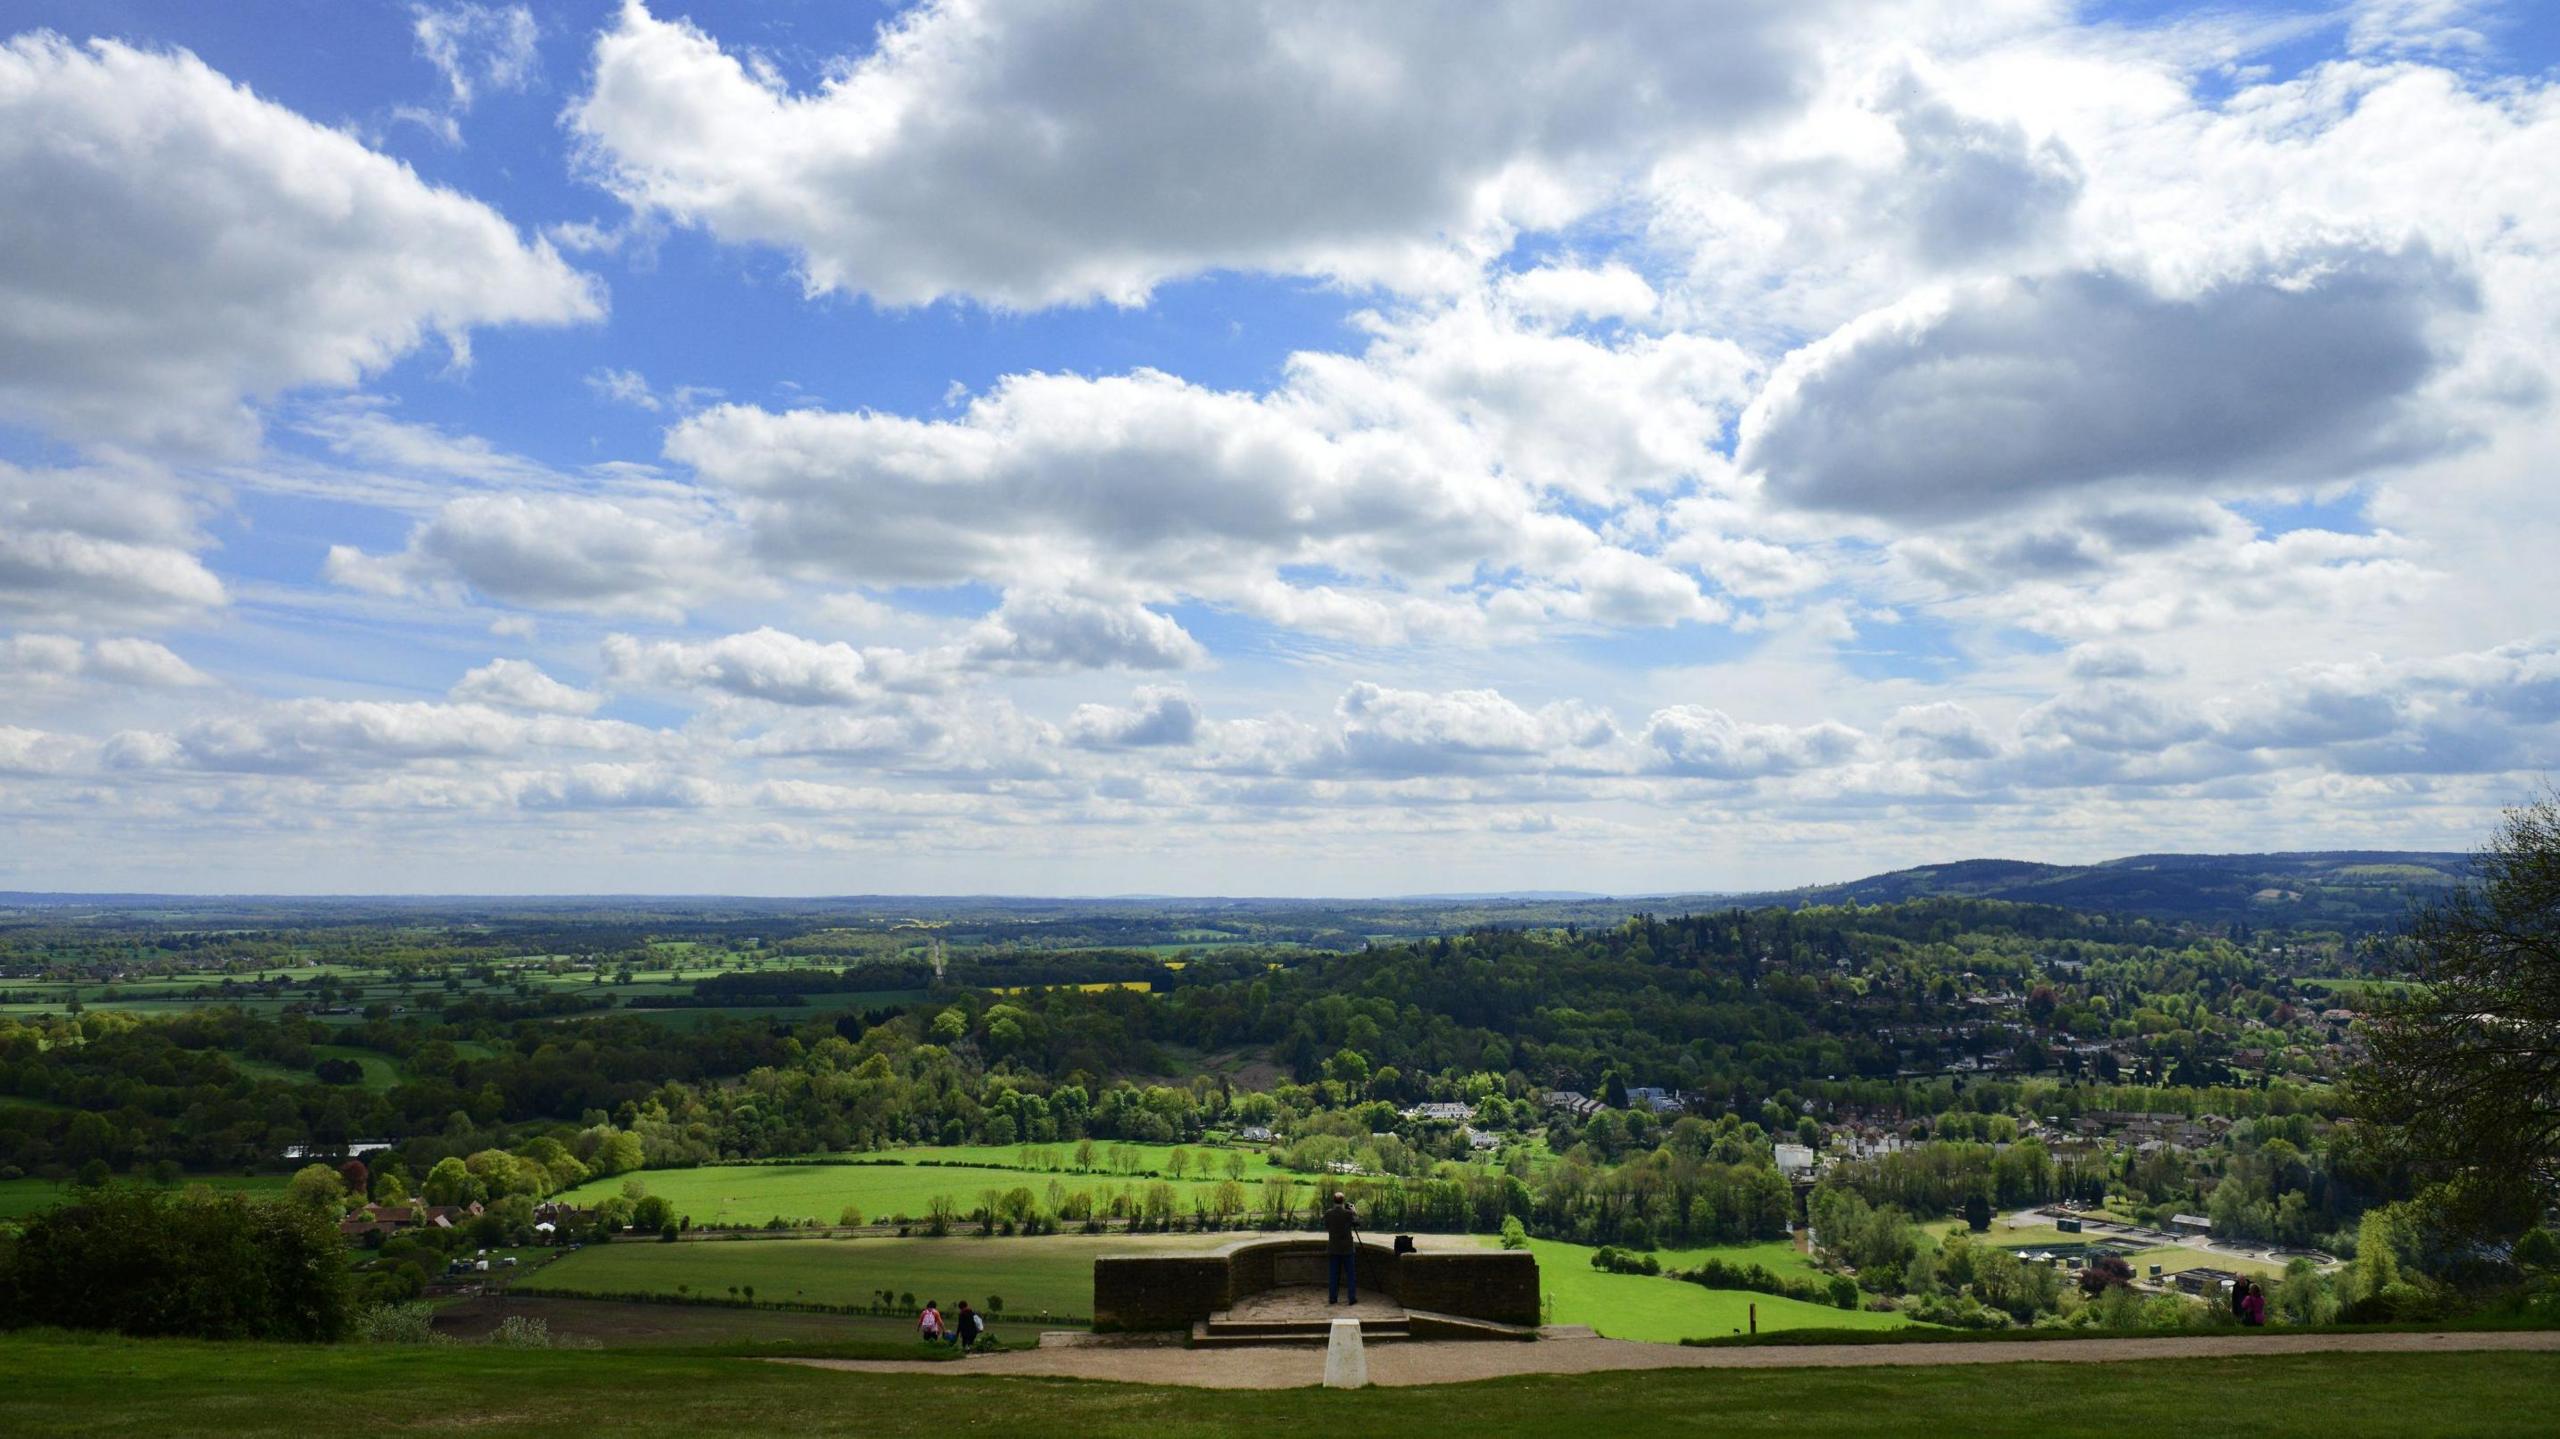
left=953, top=1300, right=986, bottom=1351
left=1324, top=1191, right=1359, bottom=1305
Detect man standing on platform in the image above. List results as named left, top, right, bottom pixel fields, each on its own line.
left=1324, top=1190, right=1360, bottom=1305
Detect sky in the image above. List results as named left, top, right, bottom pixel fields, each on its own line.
left=2, top=0, right=2558, bottom=896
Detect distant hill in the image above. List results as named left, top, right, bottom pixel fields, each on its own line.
left=0, top=851, right=2472, bottom=936
left=1735, top=850, right=2470, bottom=932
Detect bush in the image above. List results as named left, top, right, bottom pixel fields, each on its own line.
left=487, top=1315, right=552, bottom=1349
left=1676, top=1256, right=1840, bottom=1310
left=1903, top=1293, right=2010, bottom=1330
left=2513, top=1227, right=2559, bottom=1272
left=0, top=1184, right=351, bottom=1341
left=1588, top=1246, right=1661, bottom=1276
left=351, top=1302, right=443, bottom=1345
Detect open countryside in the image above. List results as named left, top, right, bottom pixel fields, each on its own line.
left=6, top=0, right=2560, bottom=1430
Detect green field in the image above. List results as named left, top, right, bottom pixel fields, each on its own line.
left=0, top=1174, right=289, bottom=1220
left=2125, top=1246, right=2291, bottom=1281
left=0, top=950, right=937, bottom=1023
left=1510, top=1238, right=1913, bottom=1342
left=885, top=1142, right=1281, bottom=1173
left=518, top=1232, right=1228, bottom=1322
left=225, top=1045, right=403, bottom=1091
left=615, top=994, right=929, bottom=1028
left=1626, top=1237, right=1824, bottom=1279
left=2298, top=977, right=2413, bottom=998
left=562, top=1148, right=1309, bottom=1227
left=5, top=1336, right=2552, bottom=1437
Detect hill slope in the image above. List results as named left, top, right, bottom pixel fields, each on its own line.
left=1743, top=851, right=2467, bottom=931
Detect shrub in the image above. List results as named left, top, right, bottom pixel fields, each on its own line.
left=1588, top=1246, right=1662, bottom=1276
left=1676, top=1256, right=1839, bottom=1310
left=487, top=1315, right=552, bottom=1349
left=0, top=1184, right=351, bottom=1342
left=352, top=1302, right=442, bottom=1345
left=1903, top=1293, right=2010, bottom=1330
left=2513, top=1227, right=2559, bottom=1272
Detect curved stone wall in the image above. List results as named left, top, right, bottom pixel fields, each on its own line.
left=1092, top=1235, right=1538, bottom=1331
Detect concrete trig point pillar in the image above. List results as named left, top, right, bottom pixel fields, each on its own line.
left=1323, top=1316, right=1369, bottom=1389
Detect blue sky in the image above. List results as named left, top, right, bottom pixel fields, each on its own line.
left=2, top=0, right=2557, bottom=893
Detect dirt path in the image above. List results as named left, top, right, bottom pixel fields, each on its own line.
left=777, top=1329, right=2560, bottom=1390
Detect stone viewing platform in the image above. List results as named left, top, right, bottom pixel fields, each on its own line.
left=1092, top=1234, right=1540, bottom=1341
left=1189, top=1285, right=1540, bottom=1346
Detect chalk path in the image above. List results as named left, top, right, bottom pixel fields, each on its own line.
left=776, top=1328, right=2560, bottom=1390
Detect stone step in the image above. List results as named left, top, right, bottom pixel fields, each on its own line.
left=1191, top=1317, right=1412, bottom=1347
left=1404, top=1308, right=1540, bottom=1342
left=1206, top=1313, right=1411, bottom=1335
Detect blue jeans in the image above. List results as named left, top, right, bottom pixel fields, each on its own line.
left=1328, top=1251, right=1357, bottom=1304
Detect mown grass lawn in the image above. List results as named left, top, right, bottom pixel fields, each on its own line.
left=517, top=1232, right=1228, bottom=1322
left=557, top=1154, right=1313, bottom=1227
left=2, top=1335, right=2553, bottom=1438
left=1508, top=1238, right=1912, bottom=1342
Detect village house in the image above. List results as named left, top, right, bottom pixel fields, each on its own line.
left=1624, top=1086, right=1687, bottom=1115
left=1401, top=1101, right=1476, bottom=1123
left=338, top=1201, right=481, bottom=1240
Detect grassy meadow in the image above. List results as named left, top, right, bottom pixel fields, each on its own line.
left=1505, top=1238, right=1912, bottom=1342
left=0, top=1174, right=288, bottom=1221
left=6, top=1335, right=2553, bottom=1438
left=515, top=1231, right=1228, bottom=1322
left=225, top=1044, right=404, bottom=1091
left=563, top=1145, right=1309, bottom=1227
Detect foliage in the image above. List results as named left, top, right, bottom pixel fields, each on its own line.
left=0, top=1184, right=351, bottom=1340
left=485, top=1315, right=552, bottom=1349
left=350, top=1301, right=442, bottom=1345
left=2354, top=794, right=2560, bottom=1229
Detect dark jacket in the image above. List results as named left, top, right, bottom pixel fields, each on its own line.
left=1324, top=1202, right=1357, bottom=1254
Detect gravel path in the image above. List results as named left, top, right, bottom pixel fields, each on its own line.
left=777, top=1328, right=2560, bottom=1390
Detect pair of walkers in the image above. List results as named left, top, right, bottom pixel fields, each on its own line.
left=915, top=1298, right=987, bottom=1350
left=2229, top=1279, right=2267, bottom=1326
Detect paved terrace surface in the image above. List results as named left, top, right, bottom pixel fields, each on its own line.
left=779, top=1328, right=2560, bottom=1390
